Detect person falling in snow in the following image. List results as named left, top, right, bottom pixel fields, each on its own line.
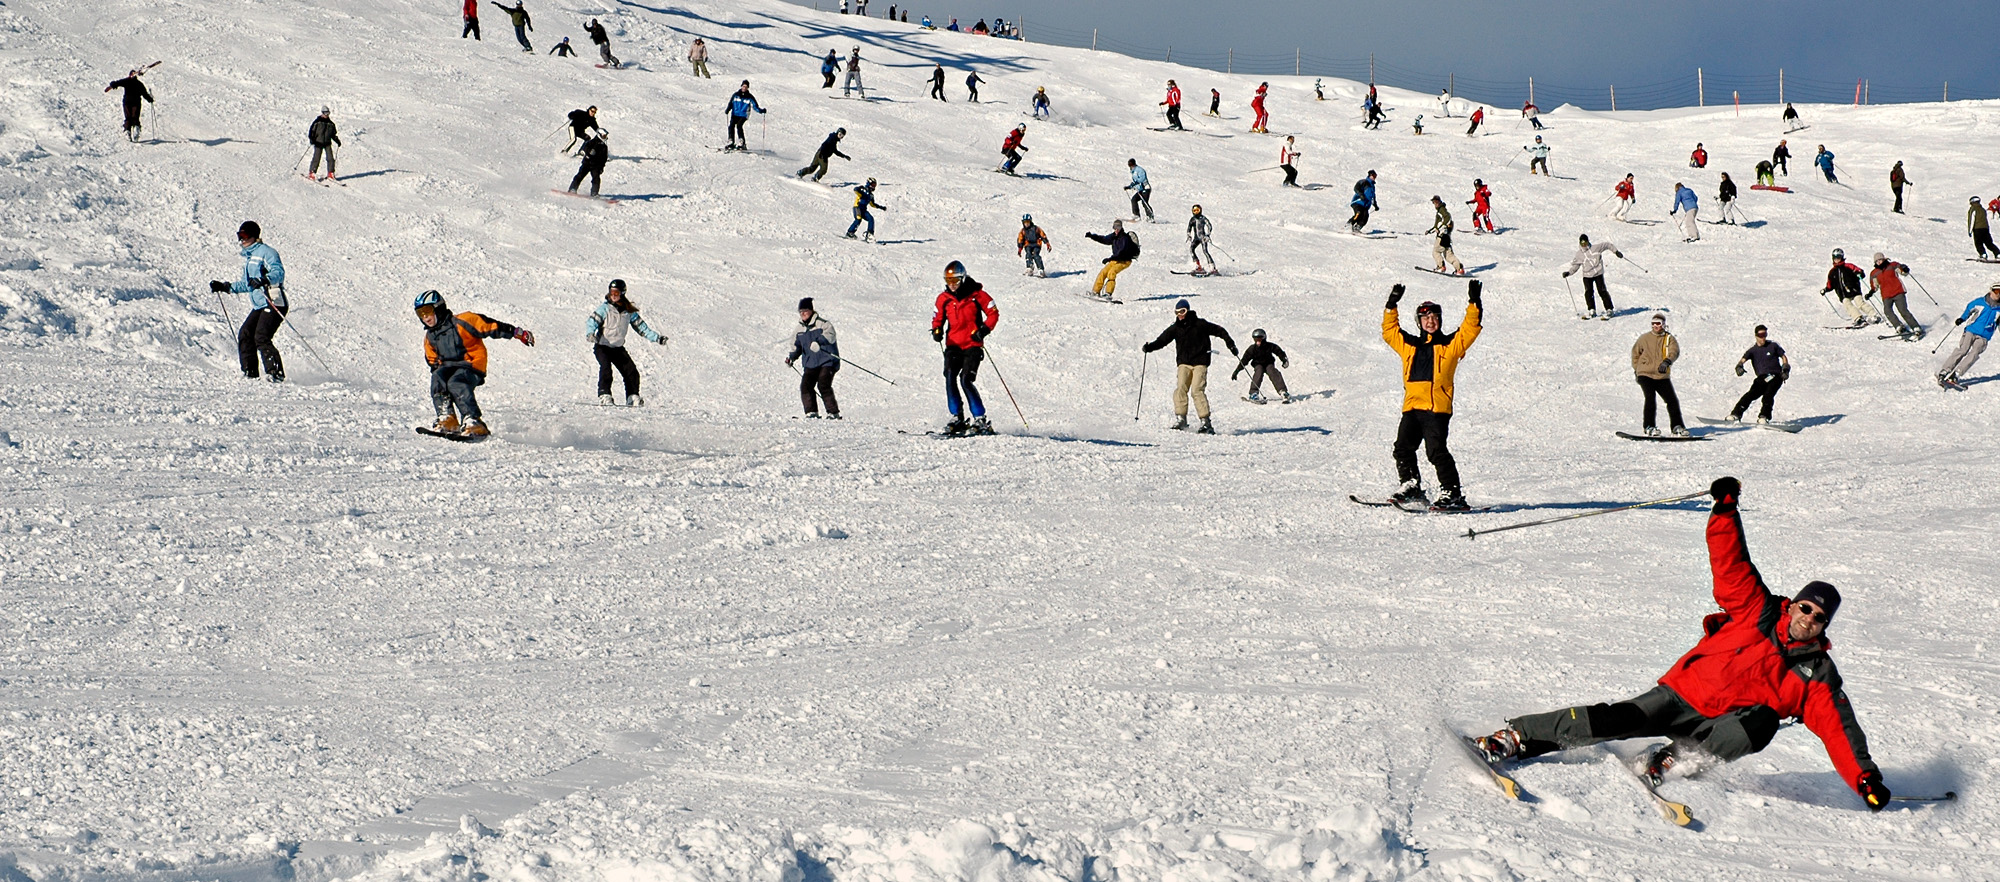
left=207, top=221, right=288, bottom=382
left=930, top=261, right=999, bottom=435
left=787, top=297, right=841, bottom=419
left=549, top=36, right=575, bottom=57
left=1727, top=325, right=1790, bottom=424
left=1186, top=204, right=1216, bottom=275
left=1232, top=328, right=1290, bottom=403
left=1016, top=214, right=1050, bottom=277
left=1381, top=280, right=1482, bottom=511
left=413, top=289, right=535, bottom=439
left=1142, top=298, right=1237, bottom=434
left=584, top=279, right=666, bottom=405
left=104, top=69, right=153, bottom=142
left=1426, top=195, right=1465, bottom=275
left=1562, top=233, right=1622, bottom=319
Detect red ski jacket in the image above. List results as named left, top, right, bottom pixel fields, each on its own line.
left=1001, top=129, right=1024, bottom=152
left=1163, top=85, right=1180, bottom=107
left=1869, top=262, right=1908, bottom=298
left=932, top=281, right=998, bottom=349
left=463, top=0, right=478, bottom=17
left=1615, top=180, right=1635, bottom=200
left=1469, top=184, right=1492, bottom=212
left=1657, top=501, right=1879, bottom=794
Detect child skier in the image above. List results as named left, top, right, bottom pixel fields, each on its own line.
left=1524, top=136, right=1550, bottom=175
left=1612, top=173, right=1636, bottom=220
left=1017, top=214, right=1050, bottom=277
left=1466, top=179, right=1494, bottom=233
left=1187, top=204, right=1216, bottom=275
left=845, top=178, right=884, bottom=241
left=413, top=289, right=536, bottom=438
left=1231, top=329, right=1290, bottom=402
left=1032, top=87, right=1051, bottom=118
left=584, top=279, right=666, bottom=405
left=1250, top=82, right=1269, bottom=133
left=1427, top=196, right=1464, bottom=274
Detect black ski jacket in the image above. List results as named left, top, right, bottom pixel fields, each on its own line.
left=1824, top=262, right=1864, bottom=297
left=106, top=76, right=152, bottom=107
left=1086, top=230, right=1139, bottom=263
left=307, top=116, right=339, bottom=147
left=1144, top=309, right=1237, bottom=366
left=576, top=137, right=609, bottom=171
left=567, top=109, right=597, bottom=136
left=1718, top=178, right=1737, bottom=203
left=813, top=132, right=850, bottom=161
left=586, top=20, right=609, bottom=44
left=1234, top=340, right=1288, bottom=370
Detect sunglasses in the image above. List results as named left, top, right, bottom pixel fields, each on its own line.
left=1755, top=331, right=1768, bottom=337
left=1795, top=602, right=1828, bottom=624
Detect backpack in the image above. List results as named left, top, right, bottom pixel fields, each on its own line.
left=1125, top=233, right=1140, bottom=257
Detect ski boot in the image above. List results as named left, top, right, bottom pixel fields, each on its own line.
left=1280, top=391, right=1293, bottom=404
left=627, top=393, right=644, bottom=406
left=843, top=231, right=858, bottom=240
left=1671, top=425, right=1690, bottom=437
left=805, top=412, right=821, bottom=419
left=459, top=418, right=491, bottom=439
left=1430, top=488, right=1470, bottom=512
left=1473, top=728, right=1523, bottom=765
left=1390, top=481, right=1427, bottom=507
left=825, top=412, right=842, bottom=420
left=862, top=232, right=874, bottom=242
left=431, top=413, right=461, bottom=433
left=1644, top=426, right=1661, bottom=437
left=1170, top=415, right=1188, bottom=431
left=1246, top=391, right=1263, bottom=402
left=1755, top=416, right=1770, bottom=425
left=1195, top=417, right=1216, bottom=434
left=940, top=417, right=968, bottom=436
left=968, top=416, right=995, bottom=435
left=1643, top=744, right=1678, bottom=787
left=598, top=393, right=614, bottom=405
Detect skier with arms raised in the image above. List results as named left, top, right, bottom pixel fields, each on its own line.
left=1381, top=280, right=1482, bottom=510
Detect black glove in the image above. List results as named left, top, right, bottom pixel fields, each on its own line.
left=1614, top=251, right=1624, bottom=258
left=1561, top=270, right=1572, bottom=278
left=1957, top=316, right=1968, bottom=326
left=1734, top=363, right=1746, bottom=377
left=1467, top=279, right=1482, bottom=305
left=209, top=280, right=230, bottom=293
left=972, top=326, right=989, bottom=342
left=931, top=327, right=944, bottom=343
left=1709, top=476, right=1740, bottom=501
left=1858, top=772, right=1890, bottom=812
left=1781, top=365, right=1791, bottom=380
left=1227, top=345, right=1239, bottom=357
left=1231, top=369, right=1242, bottom=380
left=1385, top=283, right=1405, bottom=309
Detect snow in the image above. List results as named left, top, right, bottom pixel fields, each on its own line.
left=2, top=0, right=1998, bottom=880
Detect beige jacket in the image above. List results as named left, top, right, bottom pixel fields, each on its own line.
left=1631, top=329, right=1679, bottom=379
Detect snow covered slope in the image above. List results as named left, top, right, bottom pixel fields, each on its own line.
left=3, top=0, right=1997, bottom=879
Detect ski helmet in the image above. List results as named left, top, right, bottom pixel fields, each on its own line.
left=865, top=177, right=877, bottom=187
left=237, top=220, right=260, bottom=240
left=943, top=260, right=966, bottom=279
left=413, top=290, right=446, bottom=320
left=1251, top=328, right=1266, bottom=339
left=320, top=106, right=330, bottom=115
left=1831, top=248, right=1845, bottom=261
left=1579, top=233, right=1590, bottom=245
left=1191, top=204, right=1202, bottom=214
left=1021, top=214, right=1032, bottom=222
left=608, top=279, right=627, bottom=292
left=1416, top=301, right=1443, bottom=318
left=836, top=127, right=846, bottom=136
left=1015, top=123, right=1026, bottom=132
left=1473, top=178, right=1483, bottom=187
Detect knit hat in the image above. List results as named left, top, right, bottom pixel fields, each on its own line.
left=1579, top=233, right=1590, bottom=245
left=1871, top=252, right=1885, bottom=263
left=797, top=297, right=814, bottom=311
left=1794, top=581, right=1842, bottom=623
left=1174, top=298, right=1191, bottom=311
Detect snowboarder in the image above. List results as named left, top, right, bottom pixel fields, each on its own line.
left=1814, top=145, right=1837, bottom=183
left=1278, top=136, right=1301, bottom=187
left=1349, top=170, right=1378, bottom=232
left=567, top=132, right=609, bottom=196
left=413, top=289, right=535, bottom=438
left=1427, top=196, right=1464, bottom=275
left=1716, top=172, right=1740, bottom=224
left=1755, top=160, right=1776, bottom=188
left=1521, top=99, right=1544, bottom=130
left=1783, top=102, right=1803, bottom=131
left=1466, top=179, right=1494, bottom=233
left=787, top=297, right=840, bottom=418
left=588, top=19, right=621, bottom=68
left=1868, top=253, right=1922, bottom=338
left=563, top=106, right=602, bottom=153
left=999, top=123, right=1027, bottom=174
left=461, top=0, right=480, bottom=40
left=549, top=37, right=575, bottom=57
left=585, top=279, right=666, bottom=405
left=207, top=221, right=288, bottom=382
left=845, top=178, right=883, bottom=240
left=1688, top=142, right=1707, bottom=168
left=1524, top=136, right=1550, bottom=175
left=1382, top=280, right=1482, bottom=510
left=1464, top=106, right=1484, bottom=137
left=1971, top=197, right=2000, bottom=260
left=725, top=81, right=765, bottom=151
left=1085, top=219, right=1139, bottom=299
left=1142, top=298, right=1237, bottom=434
left=1889, top=161, right=1911, bottom=214
left=1611, top=173, right=1636, bottom=220
left=1938, top=283, right=2000, bottom=386
left=1473, top=477, right=1890, bottom=814
left=1032, top=87, right=1050, bottom=118
left=1017, top=214, right=1050, bottom=277
left=1160, top=79, right=1183, bottom=130
left=305, top=106, right=340, bottom=181
left=1186, top=204, right=1215, bottom=275
left=104, top=70, right=153, bottom=142
left=492, top=1, right=533, bottom=52
left=1631, top=313, right=1687, bottom=436
left=930, top=261, right=999, bottom=435
left=1562, top=234, right=1622, bottom=319
left=1207, top=88, right=1221, bottom=117
left=929, top=64, right=947, bottom=101
left=685, top=37, right=709, bottom=77
left=966, top=69, right=984, bottom=102
left=796, top=127, right=849, bottom=181
left=1125, top=158, right=1154, bottom=221
left=1250, top=82, right=1269, bottom=133
left=1411, top=114, right=1424, bottom=136
left=842, top=47, right=866, bottom=97
left=1823, top=249, right=1883, bottom=328
left=1772, top=139, right=1791, bottom=176
left=820, top=50, right=838, bottom=88
left=1728, top=325, right=1790, bottom=423
left=1670, top=183, right=1700, bottom=242
left=1231, top=328, right=1290, bottom=402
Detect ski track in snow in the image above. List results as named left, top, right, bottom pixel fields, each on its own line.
left=2, top=0, right=1997, bottom=880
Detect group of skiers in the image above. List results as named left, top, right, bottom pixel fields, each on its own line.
left=455, top=1, right=621, bottom=65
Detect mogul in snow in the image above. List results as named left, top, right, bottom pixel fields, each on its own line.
left=724, top=81, right=765, bottom=151
left=1231, top=328, right=1290, bottom=403
left=1561, top=234, right=1622, bottom=319
left=104, top=69, right=153, bottom=142
left=1124, top=158, right=1154, bottom=221
left=208, top=221, right=288, bottom=382
left=845, top=178, right=884, bottom=240
left=1823, top=249, right=1883, bottom=328
left=1186, top=204, right=1216, bottom=276
left=796, top=127, right=850, bottom=181
left=1937, top=283, right=2000, bottom=388
left=1426, top=196, right=1465, bottom=275
left=1084, top=219, right=1139, bottom=300
left=413, top=289, right=536, bottom=439
left=305, top=106, right=340, bottom=181
left=585, top=279, right=666, bottom=406
left=1727, top=325, right=1790, bottom=424
left=930, top=261, right=999, bottom=436
left=1475, top=477, right=1891, bottom=813
left=1142, top=299, right=1237, bottom=434
left=1016, top=214, right=1050, bottom=277
left=1631, top=313, right=1687, bottom=436
left=1382, top=280, right=1481, bottom=511
left=590, top=18, right=623, bottom=69
left=786, top=297, right=840, bottom=419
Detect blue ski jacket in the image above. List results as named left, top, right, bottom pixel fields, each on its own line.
left=1816, top=150, right=1836, bottom=171
left=1958, top=295, right=2000, bottom=339
left=1351, top=178, right=1376, bottom=209
left=1672, top=187, right=1699, bottom=214
left=1126, top=165, right=1150, bottom=191
left=727, top=91, right=765, bottom=118
left=230, top=241, right=286, bottom=310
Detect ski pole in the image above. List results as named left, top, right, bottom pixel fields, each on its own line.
left=1906, top=272, right=1941, bottom=306
left=1212, top=241, right=1235, bottom=263
left=1462, top=490, right=1708, bottom=540
left=1889, top=791, right=1957, bottom=803
left=1619, top=254, right=1649, bottom=273
left=1134, top=349, right=1147, bottom=420
left=829, top=354, right=895, bottom=385
left=1931, top=323, right=1961, bottom=355
left=1245, top=166, right=1281, bottom=174
left=981, top=346, right=1028, bottom=430
left=271, top=304, right=333, bottom=373
left=1818, top=290, right=1848, bottom=321
left=1563, top=275, right=1580, bottom=316
left=214, top=289, right=233, bottom=326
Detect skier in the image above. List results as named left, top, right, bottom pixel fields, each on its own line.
left=1017, top=214, right=1050, bottom=277
left=1363, top=92, right=1386, bottom=129
left=207, top=221, right=288, bottom=382
left=1562, top=234, right=1622, bottom=319
left=1466, top=179, right=1494, bottom=233
left=1125, top=158, right=1154, bottom=221
left=412, top=289, right=535, bottom=439
left=1278, top=136, right=1301, bottom=188
left=1822, top=249, right=1883, bottom=328
left=1473, top=478, right=1890, bottom=814
left=1464, top=106, right=1484, bottom=137
left=966, top=69, right=984, bottom=102
left=1889, top=161, right=1911, bottom=214
left=1783, top=101, right=1802, bottom=131
left=1524, top=136, right=1550, bottom=175
left=1160, top=79, right=1183, bottom=130
left=1207, top=88, right=1221, bottom=117
left=1521, top=99, right=1544, bottom=130
left=1755, top=159, right=1776, bottom=187
left=584, top=279, right=666, bottom=405
left=567, top=132, right=609, bottom=196
left=796, top=127, right=849, bottom=181
left=929, top=64, right=947, bottom=101
left=1411, top=114, right=1424, bottom=136
left=724, top=81, right=765, bottom=151
left=104, top=70, right=153, bottom=142
left=461, top=0, right=480, bottom=39
left=1426, top=196, right=1464, bottom=275
left=1142, top=298, right=1237, bottom=434
left=1250, top=82, right=1269, bottom=133
left=1970, top=197, right=2000, bottom=260
left=549, top=37, right=574, bottom=57
left=1231, top=328, right=1290, bottom=403
left=1688, top=143, right=1707, bottom=168
left=842, top=47, right=866, bottom=97
left=1314, top=79, right=1325, bottom=101
left=1032, top=87, right=1050, bottom=118
left=685, top=37, right=708, bottom=77
left=588, top=19, right=621, bottom=68
left=1437, top=87, right=1453, bottom=117
left=1938, top=283, right=2000, bottom=387
left=845, top=178, right=884, bottom=241
left=786, top=297, right=840, bottom=418
left=1349, top=170, right=1378, bottom=232
left=305, top=106, right=340, bottom=182
left=998, top=123, right=1027, bottom=174
left=1382, top=280, right=1483, bottom=510
left=1670, top=182, right=1700, bottom=242
left=563, top=106, right=602, bottom=153
left=1631, top=313, right=1687, bottom=436
left=930, top=261, right=999, bottom=435
left=1084, top=220, right=1139, bottom=299
left=920, top=14, right=931, bottom=28
left=1716, top=172, right=1740, bottom=224
left=1868, top=253, right=1922, bottom=338
left=1814, top=145, right=1836, bottom=183
left=492, top=1, right=533, bottom=52
left=1772, top=139, right=1791, bottom=176
left=1186, top=204, right=1216, bottom=275
left=1611, top=173, right=1636, bottom=220
left=820, top=50, right=838, bottom=88
left=1728, top=325, right=1790, bottom=423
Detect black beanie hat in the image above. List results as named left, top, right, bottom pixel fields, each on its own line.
left=1795, top=581, right=1842, bottom=623
left=238, top=220, right=260, bottom=240
left=798, top=297, right=814, bottom=311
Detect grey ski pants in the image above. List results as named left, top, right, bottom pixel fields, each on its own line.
left=1246, top=364, right=1287, bottom=396
left=1881, top=293, right=1920, bottom=334
left=1941, top=333, right=1989, bottom=378
left=1509, top=684, right=1781, bottom=764
left=431, top=365, right=486, bottom=420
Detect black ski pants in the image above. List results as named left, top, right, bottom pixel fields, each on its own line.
left=237, top=306, right=287, bottom=380
left=594, top=344, right=639, bottom=397
left=1129, top=187, right=1153, bottom=220
left=1892, top=184, right=1905, bottom=213
left=1510, top=684, right=1781, bottom=764
left=1208, top=96, right=1220, bottom=115
left=1974, top=228, right=2000, bottom=259
left=822, top=69, right=836, bottom=88
left=570, top=165, right=602, bottom=195
left=122, top=101, right=143, bottom=134
left=1732, top=375, right=1783, bottom=421
left=1281, top=164, right=1297, bottom=186
left=942, top=346, right=986, bottom=418
left=1637, top=375, right=1684, bottom=430
left=1581, top=275, right=1613, bottom=312
left=1350, top=204, right=1372, bottom=230
left=931, top=80, right=945, bottom=101
left=727, top=115, right=748, bottom=147
left=800, top=364, right=839, bottom=415
left=1392, top=409, right=1460, bottom=492
left=462, top=16, right=480, bottom=39
left=1165, top=104, right=1181, bottom=129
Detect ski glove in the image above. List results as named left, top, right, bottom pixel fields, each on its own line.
left=1467, top=279, right=1482, bottom=305
left=1709, top=476, right=1740, bottom=501
left=1385, top=283, right=1405, bottom=309
left=209, top=280, right=230, bottom=293
left=1561, top=271, right=1572, bottom=278
left=656, top=336, right=668, bottom=346
left=1858, top=772, right=1890, bottom=812
left=931, top=327, right=944, bottom=342
left=971, top=326, right=989, bottom=342
left=1735, top=363, right=1746, bottom=377
left=514, top=328, right=537, bottom=346
left=1614, top=252, right=1624, bottom=258
left=1956, top=316, right=1968, bottom=326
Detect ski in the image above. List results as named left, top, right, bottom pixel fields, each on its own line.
left=1748, top=185, right=1791, bottom=193
left=416, top=426, right=486, bottom=443
left=1171, top=269, right=1257, bottom=277
left=992, top=168, right=1021, bottom=176
left=1965, top=258, right=2000, bottom=264
left=1344, top=231, right=1399, bottom=239
left=1822, top=325, right=1874, bottom=331
left=1413, top=265, right=1475, bottom=277
left=1938, top=376, right=1967, bottom=391
left=1630, top=762, right=1695, bottom=826
left=1617, top=219, right=1665, bottom=226
left=1615, top=431, right=1708, bottom=442
left=1399, top=500, right=1495, bottom=514
left=550, top=189, right=621, bottom=205
left=1452, top=732, right=1524, bottom=800
left=1347, top=494, right=1400, bottom=508
left=1240, top=395, right=1291, bottom=405
left=1878, top=333, right=1926, bottom=341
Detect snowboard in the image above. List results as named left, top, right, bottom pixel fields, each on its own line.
left=1615, top=431, right=1707, bottom=442
left=416, top=426, right=486, bottom=443
left=1413, top=265, right=1475, bottom=277
left=1695, top=415, right=1802, bottom=433
left=1966, top=258, right=2000, bottom=264
left=550, top=189, right=621, bottom=205
left=1064, top=290, right=1122, bottom=305
left=1748, top=184, right=1791, bottom=193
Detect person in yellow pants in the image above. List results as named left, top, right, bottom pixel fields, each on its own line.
left=1085, top=219, right=1140, bottom=300
left=1142, top=298, right=1237, bottom=433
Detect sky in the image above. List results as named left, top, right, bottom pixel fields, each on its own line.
left=792, top=0, right=2000, bottom=109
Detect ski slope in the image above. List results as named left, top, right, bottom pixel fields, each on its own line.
left=3, top=0, right=1998, bottom=879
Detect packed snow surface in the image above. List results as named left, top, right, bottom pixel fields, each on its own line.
left=3, top=0, right=1998, bottom=880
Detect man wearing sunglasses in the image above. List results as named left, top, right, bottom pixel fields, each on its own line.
left=1475, top=477, right=1889, bottom=812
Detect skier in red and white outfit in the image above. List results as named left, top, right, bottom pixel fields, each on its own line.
left=1465, top=106, right=1485, bottom=137
left=1466, top=179, right=1494, bottom=233
left=1278, top=137, right=1301, bottom=188
left=1611, top=173, right=1637, bottom=220
left=1250, top=82, right=1269, bottom=133
left=1159, top=79, right=1183, bottom=130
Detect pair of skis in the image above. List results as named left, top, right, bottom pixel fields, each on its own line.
left=1348, top=495, right=1493, bottom=514
left=1453, top=733, right=1693, bottom=826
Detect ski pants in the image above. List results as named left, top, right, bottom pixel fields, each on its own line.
left=1252, top=105, right=1268, bottom=130
left=727, top=115, right=748, bottom=148
left=1838, top=293, right=1882, bottom=324
left=942, top=346, right=985, bottom=418
left=1775, top=156, right=1788, bottom=175
left=600, top=43, right=622, bottom=68
left=1173, top=364, right=1211, bottom=418
left=1509, top=685, right=1780, bottom=764
left=1637, top=375, right=1684, bottom=430
left=1881, top=293, right=1920, bottom=334
left=1973, top=227, right=2000, bottom=259
left=1002, top=148, right=1022, bottom=172
left=1676, top=209, right=1700, bottom=240
left=968, top=84, right=979, bottom=102
left=1190, top=237, right=1214, bottom=270
left=800, top=363, right=839, bottom=415
left=1022, top=246, right=1044, bottom=274
left=569, top=165, right=602, bottom=196
left=1892, top=184, right=1905, bottom=213
left=1613, top=198, right=1632, bottom=220
left=1281, top=163, right=1297, bottom=186
left=1466, top=119, right=1481, bottom=136
left=822, top=69, right=836, bottom=88
left=122, top=102, right=143, bottom=135
left=1581, top=275, right=1613, bottom=313
left=1393, top=409, right=1460, bottom=493
left=1350, top=204, right=1372, bottom=230
left=1472, top=208, right=1494, bottom=232
left=1093, top=260, right=1131, bottom=295
left=594, top=344, right=639, bottom=397
left=431, top=365, right=485, bottom=420
left=1530, top=157, right=1548, bottom=175
left=847, top=207, right=874, bottom=236
left=237, top=306, right=287, bottom=380
left=931, top=80, right=946, bottom=100
left=1245, top=364, right=1287, bottom=397
left=691, top=59, right=709, bottom=77
left=1431, top=233, right=1463, bottom=273
left=1757, top=171, right=1775, bottom=186
left=1165, top=104, right=1181, bottom=129
left=462, top=16, right=480, bottom=39
left=1940, top=333, right=1989, bottom=378
left=798, top=154, right=832, bottom=180
left=1821, top=165, right=1837, bottom=183
left=1529, top=116, right=1545, bottom=130
left=1130, top=187, right=1153, bottom=220
left=1208, top=97, right=1220, bottom=115
left=843, top=70, right=863, bottom=95
left=1732, top=374, right=1784, bottom=421
left=512, top=23, right=532, bottom=51
left=309, top=144, right=336, bottom=177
